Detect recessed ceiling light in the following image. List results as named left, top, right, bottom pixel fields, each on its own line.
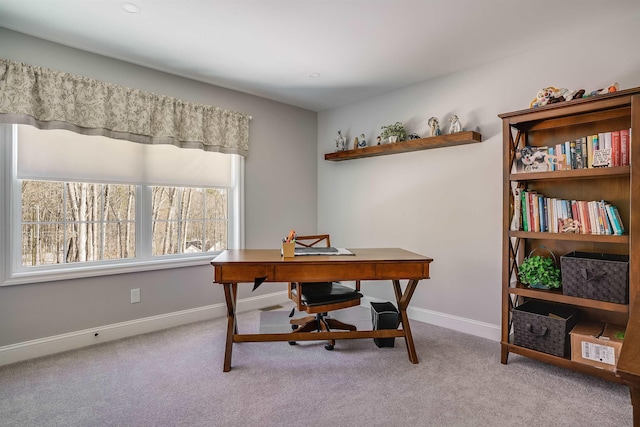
left=309, top=73, right=320, bottom=78
left=122, top=2, right=140, bottom=13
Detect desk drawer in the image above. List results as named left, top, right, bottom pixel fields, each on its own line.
left=376, top=263, right=427, bottom=279
left=215, top=265, right=274, bottom=283
left=274, top=264, right=376, bottom=282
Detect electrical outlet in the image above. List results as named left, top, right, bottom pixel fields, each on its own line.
left=130, top=288, right=141, bottom=304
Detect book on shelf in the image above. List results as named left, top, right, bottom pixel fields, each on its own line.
left=520, top=191, right=528, bottom=231
left=565, top=141, right=573, bottom=169
left=538, top=195, right=546, bottom=232
left=611, top=131, right=621, bottom=167
left=605, top=203, right=622, bottom=235
left=597, top=200, right=612, bottom=235
left=621, top=129, right=630, bottom=166
left=613, top=204, right=625, bottom=234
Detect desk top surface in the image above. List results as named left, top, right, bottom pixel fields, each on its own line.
left=211, top=248, right=432, bottom=265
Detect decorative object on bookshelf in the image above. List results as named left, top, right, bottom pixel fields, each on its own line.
left=407, top=132, right=421, bottom=140
left=518, top=246, right=561, bottom=290
left=559, top=218, right=581, bottom=234
left=593, top=149, right=611, bottom=167
left=427, top=117, right=441, bottom=137
left=335, top=130, right=346, bottom=152
left=514, top=146, right=550, bottom=172
left=448, top=114, right=463, bottom=134
left=560, top=252, right=630, bottom=304
left=529, top=84, right=620, bottom=109
left=380, top=121, right=407, bottom=143
left=512, top=300, right=579, bottom=357
left=530, top=86, right=577, bottom=108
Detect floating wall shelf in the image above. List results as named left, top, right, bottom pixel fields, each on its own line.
left=324, top=131, right=482, bottom=161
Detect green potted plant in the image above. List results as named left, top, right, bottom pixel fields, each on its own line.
left=380, top=121, right=407, bottom=143
left=518, top=254, right=561, bottom=289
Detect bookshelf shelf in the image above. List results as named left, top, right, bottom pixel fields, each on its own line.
left=508, top=284, right=629, bottom=313
left=510, top=165, right=629, bottom=182
left=324, top=131, right=482, bottom=161
left=499, top=88, right=640, bottom=396
left=509, top=230, right=628, bottom=244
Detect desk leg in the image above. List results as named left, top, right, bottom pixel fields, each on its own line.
left=222, top=282, right=238, bottom=372
left=393, top=279, right=419, bottom=364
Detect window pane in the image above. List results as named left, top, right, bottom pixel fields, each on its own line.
left=104, top=223, right=135, bottom=260
left=206, top=220, right=227, bottom=252
left=21, top=180, right=136, bottom=266
left=152, top=186, right=228, bottom=255
left=183, top=221, right=204, bottom=253
left=152, top=220, right=179, bottom=256
left=65, top=182, right=102, bottom=222
left=206, top=188, right=227, bottom=220
left=105, top=185, right=135, bottom=222
left=21, top=224, right=65, bottom=266
left=21, top=181, right=64, bottom=222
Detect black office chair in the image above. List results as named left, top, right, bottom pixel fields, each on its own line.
left=288, top=234, right=362, bottom=350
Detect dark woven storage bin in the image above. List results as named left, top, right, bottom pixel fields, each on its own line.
left=560, top=252, right=629, bottom=304
left=512, top=300, right=579, bottom=357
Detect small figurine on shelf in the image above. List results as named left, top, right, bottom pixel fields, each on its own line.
left=407, top=133, right=421, bottom=140
left=427, top=117, right=441, bottom=137
left=560, top=218, right=581, bottom=234
left=448, top=115, right=463, bottom=134
left=352, top=136, right=359, bottom=150
left=335, top=130, right=346, bottom=152
left=357, top=134, right=367, bottom=148
left=376, top=136, right=382, bottom=145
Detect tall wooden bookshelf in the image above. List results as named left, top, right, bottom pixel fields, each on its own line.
left=499, top=87, right=640, bottom=383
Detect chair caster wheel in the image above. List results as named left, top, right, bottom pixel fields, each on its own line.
left=288, top=341, right=297, bottom=345
left=324, top=344, right=334, bottom=351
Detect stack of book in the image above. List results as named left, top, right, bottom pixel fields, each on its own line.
left=518, top=190, right=624, bottom=235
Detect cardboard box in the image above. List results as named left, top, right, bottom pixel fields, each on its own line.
left=570, top=321, right=625, bottom=371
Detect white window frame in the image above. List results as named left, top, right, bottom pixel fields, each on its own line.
left=0, top=124, right=244, bottom=286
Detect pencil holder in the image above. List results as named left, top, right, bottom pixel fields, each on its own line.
left=282, top=242, right=295, bottom=258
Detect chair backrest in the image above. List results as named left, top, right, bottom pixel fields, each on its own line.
left=294, top=234, right=331, bottom=249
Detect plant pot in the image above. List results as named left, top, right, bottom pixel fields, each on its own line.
left=528, top=283, right=553, bottom=290
left=388, top=135, right=399, bottom=143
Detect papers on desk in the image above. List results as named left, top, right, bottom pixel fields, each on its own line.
left=294, top=247, right=353, bottom=256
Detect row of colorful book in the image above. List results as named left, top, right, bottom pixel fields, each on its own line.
left=513, top=128, right=631, bottom=173
left=549, top=129, right=631, bottom=170
left=518, top=190, right=624, bottom=235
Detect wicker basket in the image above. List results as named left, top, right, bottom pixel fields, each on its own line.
left=512, top=300, right=579, bottom=357
left=560, top=252, right=629, bottom=304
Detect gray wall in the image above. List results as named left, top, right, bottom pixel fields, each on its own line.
left=317, top=15, right=640, bottom=335
left=0, top=28, right=318, bottom=346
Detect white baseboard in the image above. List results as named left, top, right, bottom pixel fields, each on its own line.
left=362, top=296, right=501, bottom=342
left=0, top=291, right=289, bottom=367
left=1, top=292, right=499, bottom=367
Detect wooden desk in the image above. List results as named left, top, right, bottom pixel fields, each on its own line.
left=211, top=248, right=433, bottom=372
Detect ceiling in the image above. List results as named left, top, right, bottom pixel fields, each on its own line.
left=1, top=1, right=639, bottom=112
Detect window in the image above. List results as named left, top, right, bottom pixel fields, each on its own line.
left=0, top=125, right=244, bottom=285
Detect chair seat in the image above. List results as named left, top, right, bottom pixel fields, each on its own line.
left=294, top=282, right=362, bottom=306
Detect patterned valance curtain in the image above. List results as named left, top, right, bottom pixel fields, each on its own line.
left=0, top=58, right=250, bottom=156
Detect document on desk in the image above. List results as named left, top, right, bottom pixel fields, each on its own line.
left=294, top=247, right=353, bottom=256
